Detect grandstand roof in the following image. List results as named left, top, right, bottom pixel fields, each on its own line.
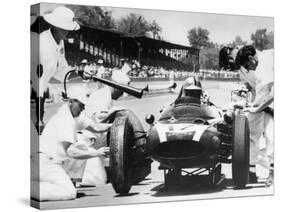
left=66, top=25, right=199, bottom=70
left=122, top=36, right=198, bottom=52
left=78, top=25, right=198, bottom=52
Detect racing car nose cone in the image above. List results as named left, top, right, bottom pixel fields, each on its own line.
left=154, top=140, right=204, bottom=158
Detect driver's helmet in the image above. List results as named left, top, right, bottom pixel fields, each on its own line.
left=183, top=85, right=203, bottom=99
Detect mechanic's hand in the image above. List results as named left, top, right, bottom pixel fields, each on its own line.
left=230, top=100, right=246, bottom=110
left=97, top=147, right=110, bottom=156
left=92, top=123, right=112, bottom=132
left=94, top=110, right=111, bottom=122
left=243, top=106, right=258, bottom=113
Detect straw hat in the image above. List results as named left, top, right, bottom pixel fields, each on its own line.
left=43, top=7, right=80, bottom=31
left=81, top=59, right=88, bottom=64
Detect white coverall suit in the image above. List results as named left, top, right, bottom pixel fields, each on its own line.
left=31, top=104, right=79, bottom=201
left=239, top=49, right=274, bottom=175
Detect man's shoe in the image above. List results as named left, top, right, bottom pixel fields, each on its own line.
left=249, top=171, right=258, bottom=183
left=265, top=169, right=274, bottom=187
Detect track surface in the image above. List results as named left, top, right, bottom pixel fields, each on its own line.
left=31, top=80, right=273, bottom=210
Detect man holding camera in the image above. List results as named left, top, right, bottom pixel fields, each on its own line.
left=219, top=45, right=274, bottom=184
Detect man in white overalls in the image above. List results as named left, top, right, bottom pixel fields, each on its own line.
left=220, top=45, right=274, bottom=184
left=31, top=86, right=111, bottom=201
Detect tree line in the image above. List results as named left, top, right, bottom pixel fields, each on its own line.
left=67, top=5, right=162, bottom=39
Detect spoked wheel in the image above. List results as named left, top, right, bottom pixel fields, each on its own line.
left=109, top=116, right=134, bottom=194
left=232, top=114, right=250, bottom=188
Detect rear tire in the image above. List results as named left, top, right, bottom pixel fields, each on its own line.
left=232, top=114, right=250, bottom=188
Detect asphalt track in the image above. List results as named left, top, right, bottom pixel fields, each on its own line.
left=31, top=80, right=273, bottom=210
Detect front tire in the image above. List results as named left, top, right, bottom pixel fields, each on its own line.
left=109, top=116, right=134, bottom=194
left=232, top=114, right=250, bottom=188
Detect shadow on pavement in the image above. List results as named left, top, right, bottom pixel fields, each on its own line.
left=221, top=178, right=270, bottom=190
left=151, top=175, right=225, bottom=197
left=114, top=192, right=139, bottom=197
left=150, top=176, right=268, bottom=197
left=151, top=183, right=223, bottom=197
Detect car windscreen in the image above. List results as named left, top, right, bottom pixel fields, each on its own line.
left=159, top=104, right=221, bottom=121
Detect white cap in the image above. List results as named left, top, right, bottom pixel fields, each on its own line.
left=97, top=59, right=104, bottom=64
left=43, top=7, right=80, bottom=31
left=81, top=59, right=88, bottom=64
left=67, top=85, right=89, bottom=105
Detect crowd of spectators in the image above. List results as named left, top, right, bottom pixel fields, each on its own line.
left=65, top=43, right=239, bottom=81
left=68, top=59, right=240, bottom=81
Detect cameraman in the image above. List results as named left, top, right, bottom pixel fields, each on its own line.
left=219, top=45, right=274, bottom=184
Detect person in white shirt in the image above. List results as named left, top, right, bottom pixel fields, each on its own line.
left=31, top=85, right=111, bottom=201
left=31, top=7, right=79, bottom=128
left=85, top=67, right=131, bottom=121
left=80, top=59, right=90, bottom=72
left=219, top=45, right=274, bottom=183
left=120, top=58, right=132, bottom=75
left=96, top=59, right=106, bottom=78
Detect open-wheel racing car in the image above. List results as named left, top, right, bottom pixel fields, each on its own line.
left=105, top=83, right=250, bottom=193
left=144, top=85, right=250, bottom=189
left=64, top=71, right=250, bottom=194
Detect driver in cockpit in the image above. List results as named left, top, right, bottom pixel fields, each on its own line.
left=176, top=77, right=209, bottom=105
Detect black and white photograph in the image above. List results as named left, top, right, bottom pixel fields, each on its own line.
left=30, top=2, right=274, bottom=210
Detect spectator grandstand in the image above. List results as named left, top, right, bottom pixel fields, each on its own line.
left=65, top=25, right=199, bottom=72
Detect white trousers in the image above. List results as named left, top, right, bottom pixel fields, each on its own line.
left=246, top=111, right=274, bottom=170
left=62, top=132, right=107, bottom=187
left=31, top=153, right=76, bottom=201
left=81, top=157, right=107, bottom=186
left=62, top=156, right=107, bottom=187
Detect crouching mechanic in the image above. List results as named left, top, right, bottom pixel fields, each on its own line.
left=31, top=86, right=111, bottom=201
left=219, top=45, right=274, bottom=183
